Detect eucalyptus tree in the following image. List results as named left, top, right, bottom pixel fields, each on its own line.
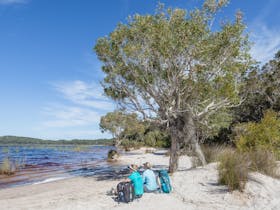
left=95, top=0, right=253, bottom=172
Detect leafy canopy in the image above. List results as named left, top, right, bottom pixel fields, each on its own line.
left=95, top=0, right=252, bottom=139
left=233, top=50, right=280, bottom=123
left=100, top=111, right=145, bottom=141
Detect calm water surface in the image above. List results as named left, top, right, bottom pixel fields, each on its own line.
left=0, top=145, right=121, bottom=189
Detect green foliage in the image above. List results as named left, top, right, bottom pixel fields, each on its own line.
left=94, top=1, right=252, bottom=147
left=233, top=50, right=280, bottom=124
left=203, top=127, right=233, bottom=145
left=203, top=50, right=280, bottom=145
left=119, top=128, right=170, bottom=150
left=235, top=110, right=280, bottom=158
left=94, top=1, right=256, bottom=171
left=121, top=139, right=144, bottom=151
left=218, top=151, right=249, bottom=191
left=143, top=132, right=156, bottom=147
left=144, top=130, right=170, bottom=148
left=100, top=110, right=171, bottom=148
left=198, top=110, right=233, bottom=141
left=100, top=111, right=146, bottom=146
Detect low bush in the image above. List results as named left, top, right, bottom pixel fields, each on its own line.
left=121, top=139, right=144, bottom=151
left=218, top=151, right=249, bottom=192
left=145, top=148, right=155, bottom=153
left=144, top=130, right=170, bottom=148
left=218, top=149, right=279, bottom=192
left=218, top=111, right=280, bottom=191
left=248, top=149, right=279, bottom=178
left=0, top=158, right=16, bottom=175
left=234, top=110, right=280, bottom=159
left=202, top=144, right=234, bottom=163
left=107, top=149, right=119, bottom=161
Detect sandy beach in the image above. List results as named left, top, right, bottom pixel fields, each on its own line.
left=0, top=148, right=279, bottom=210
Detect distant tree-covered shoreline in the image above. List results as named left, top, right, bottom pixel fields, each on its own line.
left=0, top=136, right=114, bottom=146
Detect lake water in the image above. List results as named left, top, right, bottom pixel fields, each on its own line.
left=0, top=145, right=123, bottom=189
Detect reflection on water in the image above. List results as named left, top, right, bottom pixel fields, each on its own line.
left=0, top=145, right=118, bottom=189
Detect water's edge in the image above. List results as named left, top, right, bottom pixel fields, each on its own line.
left=0, top=145, right=126, bottom=189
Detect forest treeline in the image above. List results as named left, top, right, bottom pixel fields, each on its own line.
left=0, top=136, right=114, bottom=146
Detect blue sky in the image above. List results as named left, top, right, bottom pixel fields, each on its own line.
left=0, top=0, right=279, bottom=140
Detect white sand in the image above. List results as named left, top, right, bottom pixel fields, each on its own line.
left=0, top=148, right=279, bottom=210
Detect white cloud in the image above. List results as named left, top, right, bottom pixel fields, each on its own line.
left=40, top=80, right=115, bottom=138
left=42, top=105, right=101, bottom=128
left=249, top=0, right=280, bottom=64
left=32, top=125, right=111, bottom=140
left=53, top=129, right=110, bottom=140
left=53, top=80, right=114, bottom=111
left=250, top=24, right=280, bottom=64
left=0, top=0, right=27, bottom=5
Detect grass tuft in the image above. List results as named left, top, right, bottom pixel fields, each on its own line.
left=218, top=151, right=249, bottom=192
left=202, top=144, right=234, bottom=163
left=249, top=149, right=279, bottom=178
left=218, top=149, right=279, bottom=192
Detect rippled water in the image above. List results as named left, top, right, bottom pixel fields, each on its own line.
left=0, top=145, right=119, bottom=189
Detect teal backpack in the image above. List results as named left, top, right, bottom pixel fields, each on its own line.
left=158, top=170, right=172, bottom=193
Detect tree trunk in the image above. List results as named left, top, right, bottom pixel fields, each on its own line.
left=184, top=113, right=207, bottom=166
left=169, top=132, right=180, bottom=173
left=168, top=113, right=207, bottom=173
left=168, top=117, right=184, bottom=173
left=114, top=136, right=121, bottom=148
left=192, top=141, right=206, bottom=165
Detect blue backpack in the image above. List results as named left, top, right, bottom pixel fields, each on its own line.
left=158, top=170, right=172, bottom=193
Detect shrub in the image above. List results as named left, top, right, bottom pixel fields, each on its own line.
left=107, top=149, right=119, bottom=161
left=145, top=148, right=155, bottom=153
left=144, top=132, right=157, bottom=147
left=234, top=110, right=280, bottom=159
left=121, top=139, right=144, bottom=150
left=201, top=144, right=234, bottom=163
left=0, top=158, right=16, bottom=175
left=155, top=139, right=171, bottom=148
left=218, top=151, right=249, bottom=192
left=248, top=149, right=279, bottom=178
left=144, top=130, right=170, bottom=148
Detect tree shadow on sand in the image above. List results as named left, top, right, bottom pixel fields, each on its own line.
left=205, top=181, right=229, bottom=194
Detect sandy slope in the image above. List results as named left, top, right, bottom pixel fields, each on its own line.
left=0, top=148, right=279, bottom=210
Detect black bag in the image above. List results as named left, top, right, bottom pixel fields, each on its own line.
left=116, top=181, right=135, bottom=203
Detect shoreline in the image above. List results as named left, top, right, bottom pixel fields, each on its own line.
left=0, top=145, right=115, bottom=189
left=0, top=148, right=279, bottom=210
